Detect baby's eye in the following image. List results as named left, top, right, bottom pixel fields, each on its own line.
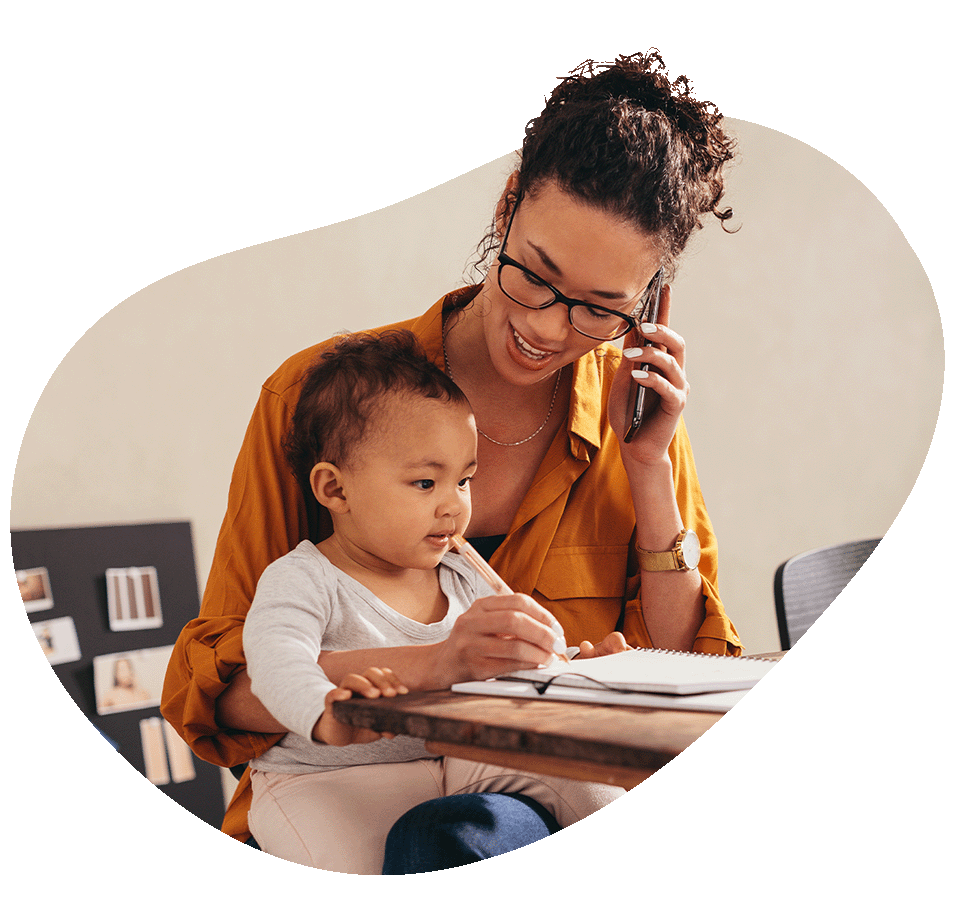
left=458, top=476, right=472, bottom=488
left=412, top=479, right=435, bottom=490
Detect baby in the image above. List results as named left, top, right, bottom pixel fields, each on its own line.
left=243, top=329, right=623, bottom=874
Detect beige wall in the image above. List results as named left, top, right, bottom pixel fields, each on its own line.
left=10, top=119, right=943, bottom=653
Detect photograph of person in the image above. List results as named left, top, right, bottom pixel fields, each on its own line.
left=31, top=616, right=81, bottom=666
left=95, top=647, right=172, bottom=715
left=17, top=567, right=53, bottom=613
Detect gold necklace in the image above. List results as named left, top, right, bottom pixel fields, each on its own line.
left=443, top=319, right=562, bottom=447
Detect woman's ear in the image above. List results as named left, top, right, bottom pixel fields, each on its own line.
left=494, top=169, right=521, bottom=239
left=310, top=462, right=348, bottom=512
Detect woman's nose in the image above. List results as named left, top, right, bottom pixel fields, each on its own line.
left=526, top=301, right=572, bottom=343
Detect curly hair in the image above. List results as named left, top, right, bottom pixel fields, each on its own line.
left=468, top=50, right=736, bottom=281
left=283, top=329, right=469, bottom=493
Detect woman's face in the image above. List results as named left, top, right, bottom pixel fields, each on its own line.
left=114, top=658, right=134, bottom=687
left=479, top=179, right=660, bottom=386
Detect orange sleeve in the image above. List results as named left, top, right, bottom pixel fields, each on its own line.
left=161, top=383, right=314, bottom=770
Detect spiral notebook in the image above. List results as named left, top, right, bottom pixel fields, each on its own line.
left=451, top=648, right=778, bottom=712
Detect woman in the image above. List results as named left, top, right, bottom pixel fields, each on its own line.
left=161, top=50, right=743, bottom=871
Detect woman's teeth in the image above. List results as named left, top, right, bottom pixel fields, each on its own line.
left=513, top=329, right=551, bottom=359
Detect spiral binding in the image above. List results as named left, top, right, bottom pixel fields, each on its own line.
left=637, top=646, right=723, bottom=658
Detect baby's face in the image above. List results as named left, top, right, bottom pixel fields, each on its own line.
left=336, top=394, right=478, bottom=573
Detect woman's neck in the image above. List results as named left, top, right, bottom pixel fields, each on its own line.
left=443, top=298, right=565, bottom=419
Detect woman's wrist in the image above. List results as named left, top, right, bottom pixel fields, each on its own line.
left=622, top=453, right=673, bottom=487
left=623, top=457, right=684, bottom=546
left=427, top=638, right=463, bottom=690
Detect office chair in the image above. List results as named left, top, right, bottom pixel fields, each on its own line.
left=773, top=537, right=881, bottom=650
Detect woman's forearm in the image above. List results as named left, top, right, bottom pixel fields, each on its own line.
left=627, top=458, right=705, bottom=651
left=319, top=643, right=447, bottom=692
left=215, top=667, right=286, bottom=733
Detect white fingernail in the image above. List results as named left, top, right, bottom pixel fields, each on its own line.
left=553, top=636, right=568, bottom=656
left=632, top=369, right=649, bottom=379
left=641, top=322, right=658, bottom=334
left=623, top=347, right=643, bottom=358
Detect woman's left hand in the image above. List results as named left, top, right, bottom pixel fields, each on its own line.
left=607, top=283, right=690, bottom=467
left=576, top=632, right=631, bottom=658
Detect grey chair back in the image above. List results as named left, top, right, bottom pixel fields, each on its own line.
left=773, top=538, right=881, bottom=650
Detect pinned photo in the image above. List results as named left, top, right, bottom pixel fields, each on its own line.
left=139, top=717, right=197, bottom=785
left=105, top=566, right=163, bottom=631
left=32, top=616, right=81, bottom=665
left=17, top=567, right=54, bottom=613
left=93, top=645, right=173, bottom=715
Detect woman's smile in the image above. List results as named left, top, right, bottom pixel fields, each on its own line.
left=506, top=322, right=560, bottom=371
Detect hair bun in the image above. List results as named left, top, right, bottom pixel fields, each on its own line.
left=517, top=50, right=736, bottom=268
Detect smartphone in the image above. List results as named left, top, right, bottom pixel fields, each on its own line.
left=623, top=267, right=664, bottom=443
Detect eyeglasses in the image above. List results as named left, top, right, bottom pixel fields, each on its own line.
left=495, top=196, right=661, bottom=341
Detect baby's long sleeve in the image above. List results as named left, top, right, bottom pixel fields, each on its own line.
left=244, top=553, right=336, bottom=741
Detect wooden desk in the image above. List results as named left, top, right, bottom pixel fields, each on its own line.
left=333, top=653, right=784, bottom=789
left=333, top=689, right=723, bottom=789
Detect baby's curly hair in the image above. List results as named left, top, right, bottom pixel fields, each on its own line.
left=283, top=329, right=469, bottom=494
left=471, top=50, right=736, bottom=278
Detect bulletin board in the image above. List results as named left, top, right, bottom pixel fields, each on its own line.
left=12, top=521, right=226, bottom=830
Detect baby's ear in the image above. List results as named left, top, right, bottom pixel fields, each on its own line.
left=310, top=462, right=348, bottom=511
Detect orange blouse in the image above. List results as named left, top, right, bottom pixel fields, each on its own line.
left=161, top=286, right=742, bottom=842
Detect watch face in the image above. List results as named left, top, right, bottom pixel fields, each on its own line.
left=681, top=530, right=701, bottom=569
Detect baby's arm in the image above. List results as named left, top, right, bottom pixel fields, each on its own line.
left=313, top=667, right=408, bottom=746
left=244, top=556, right=340, bottom=741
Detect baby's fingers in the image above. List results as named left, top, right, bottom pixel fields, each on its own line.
left=325, top=686, right=354, bottom=705
left=363, top=666, right=409, bottom=697
left=338, top=668, right=409, bottom=698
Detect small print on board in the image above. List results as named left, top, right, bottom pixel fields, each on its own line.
left=106, top=566, right=163, bottom=631
left=17, top=567, right=54, bottom=613
left=93, top=645, right=173, bottom=716
left=32, top=616, right=82, bottom=665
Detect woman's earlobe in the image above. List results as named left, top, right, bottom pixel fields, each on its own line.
left=310, top=462, right=348, bottom=511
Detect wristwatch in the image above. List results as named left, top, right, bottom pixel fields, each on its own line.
left=636, top=529, right=701, bottom=572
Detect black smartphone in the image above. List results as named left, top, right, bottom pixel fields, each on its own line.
left=623, top=267, right=664, bottom=443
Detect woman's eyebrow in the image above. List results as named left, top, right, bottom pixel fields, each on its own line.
left=526, top=239, right=631, bottom=302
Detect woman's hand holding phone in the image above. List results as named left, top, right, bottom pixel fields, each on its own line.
left=609, top=279, right=691, bottom=468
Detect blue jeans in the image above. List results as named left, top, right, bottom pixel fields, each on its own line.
left=381, top=792, right=560, bottom=874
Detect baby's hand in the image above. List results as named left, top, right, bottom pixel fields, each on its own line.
left=312, top=667, right=408, bottom=746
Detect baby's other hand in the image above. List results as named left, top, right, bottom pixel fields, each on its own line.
left=312, top=667, right=408, bottom=746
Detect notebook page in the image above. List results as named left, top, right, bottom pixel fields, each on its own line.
left=503, top=648, right=777, bottom=695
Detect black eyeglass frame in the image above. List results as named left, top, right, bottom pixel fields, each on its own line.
left=495, top=195, right=662, bottom=341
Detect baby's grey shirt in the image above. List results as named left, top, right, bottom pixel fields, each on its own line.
left=245, top=541, right=493, bottom=774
